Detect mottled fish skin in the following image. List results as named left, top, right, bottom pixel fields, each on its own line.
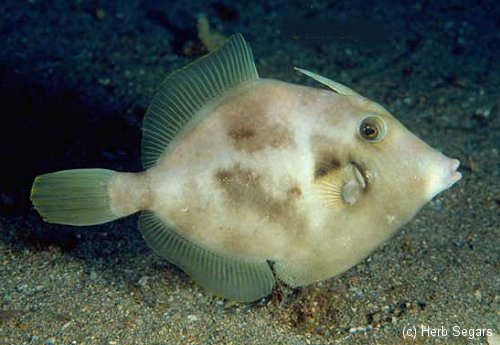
left=118, top=78, right=460, bottom=286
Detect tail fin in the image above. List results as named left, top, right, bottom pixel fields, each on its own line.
left=31, top=168, right=121, bottom=226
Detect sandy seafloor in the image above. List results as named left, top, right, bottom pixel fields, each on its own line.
left=0, top=0, right=499, bottom=344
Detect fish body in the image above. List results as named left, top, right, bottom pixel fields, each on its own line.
left=31, top=34, right=461, bottom=301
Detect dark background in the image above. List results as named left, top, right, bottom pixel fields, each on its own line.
left=0, top=0, right=498, bottom=343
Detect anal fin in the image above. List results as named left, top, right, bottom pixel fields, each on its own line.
left=139, top=211, right=275, bottom=302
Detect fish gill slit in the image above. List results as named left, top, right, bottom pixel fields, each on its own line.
left=347, top=156, right=369, bottom=191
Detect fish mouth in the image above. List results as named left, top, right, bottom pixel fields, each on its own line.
left=442, top=158, right=462, bottom=189
left=425, top=155, right=462, bottom=200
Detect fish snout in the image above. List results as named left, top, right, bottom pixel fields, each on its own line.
left=424, top=153, right=462, bottom=200
left=448, top=158, right=462, bottom=185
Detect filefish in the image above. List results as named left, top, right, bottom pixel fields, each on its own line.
left=31, top=34, right=462, bottom=302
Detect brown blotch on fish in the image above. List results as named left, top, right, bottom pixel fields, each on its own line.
left=215, top=170, right=233, bottom=184
left=314, top=156, right=342, bottom=180
left=310, top=134, right=344, bottom=179
left=287, top=186, right=302, bottom=198
left=228, top=127, right=256, bottom=140
left=227, top=119, right=294, bottom=153
left=219, top=90, right=295, bottom=153
left=215, top=165, right=308, bottom=246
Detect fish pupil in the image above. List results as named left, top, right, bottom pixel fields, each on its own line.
left=362, top=123, right=378, bottom=138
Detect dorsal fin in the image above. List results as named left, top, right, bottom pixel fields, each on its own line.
left=294, top=67, right=359, bottom=96
left=142, top=34, right=258, bottom=169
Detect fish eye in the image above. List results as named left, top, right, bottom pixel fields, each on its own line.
left=359, top=117, right=386, bottom=142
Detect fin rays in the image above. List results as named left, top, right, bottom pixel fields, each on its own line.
left=139, top=211, right=275, bottom=302
left=294, top=67, right=359, bottom=96
left=316, top=174, right=345, bottom=206
left=30, top=169, right=119, bottom=225
left=141, top=34, right=258, bottom=169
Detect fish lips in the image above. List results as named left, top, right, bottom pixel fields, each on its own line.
left=442, top=158, right=462, bottom=190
